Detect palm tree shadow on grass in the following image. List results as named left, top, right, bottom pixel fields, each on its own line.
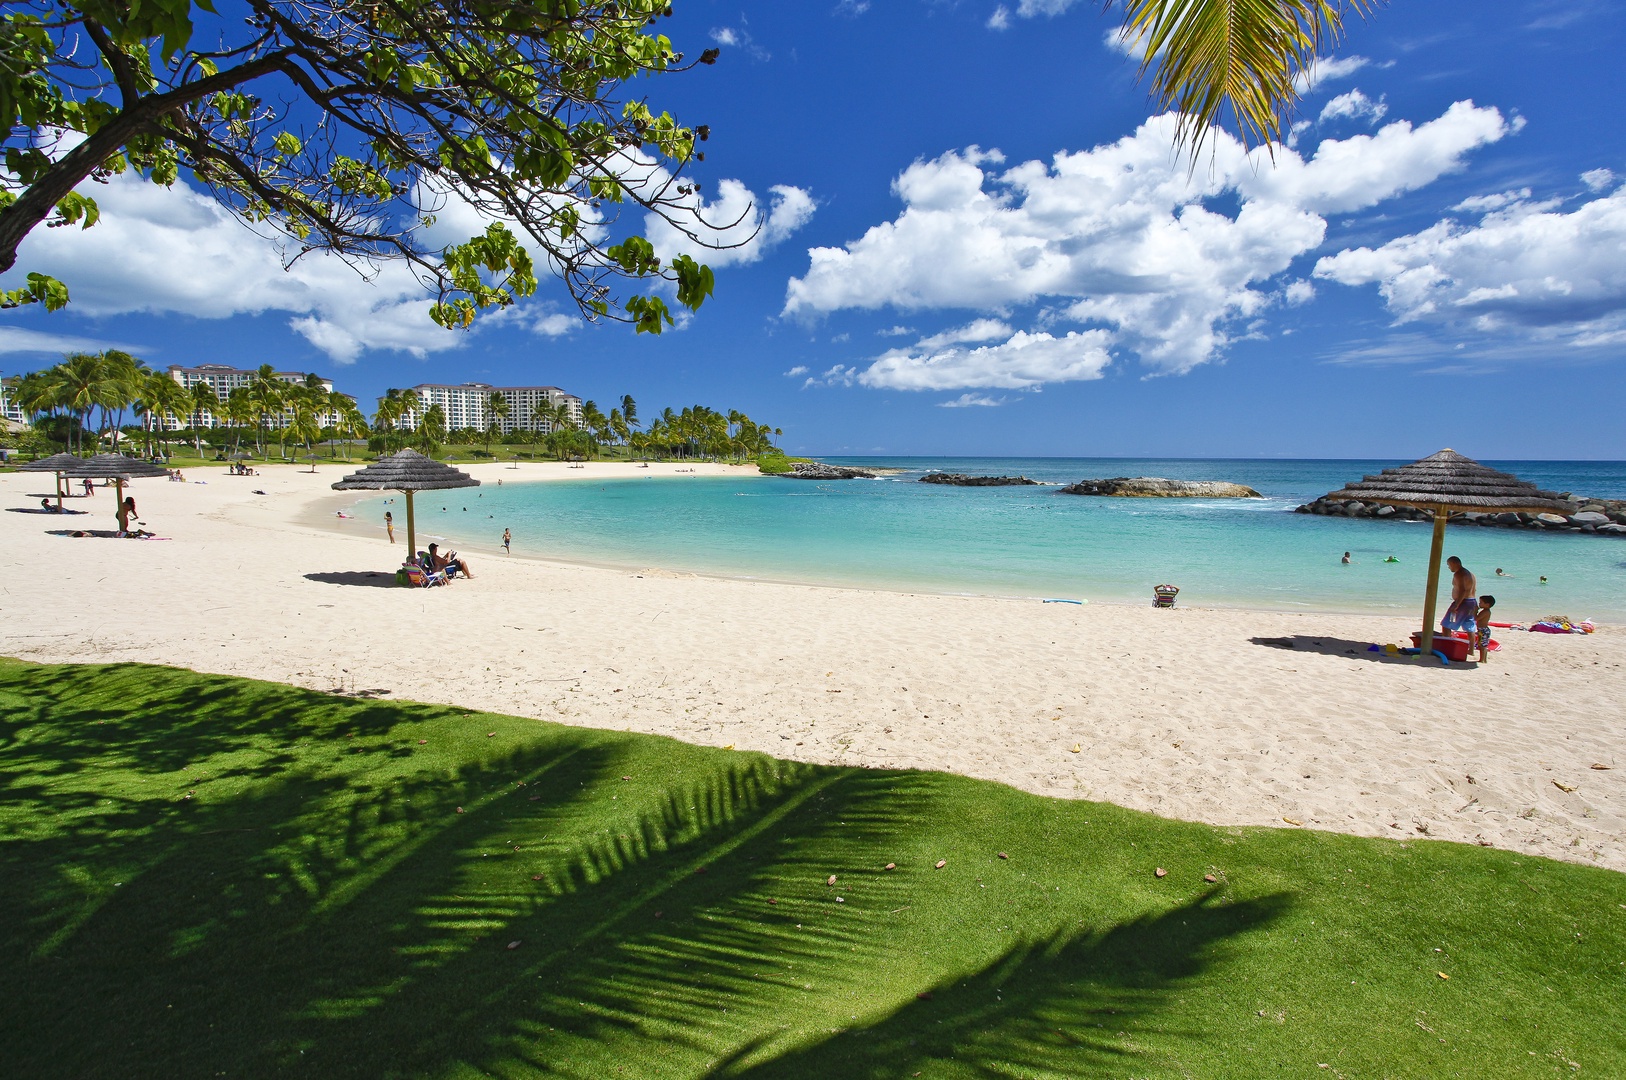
left=1, top=663, right=948, bottom=1077
left=713, top=891, right=1293, bottom=1079
left=1, top=661, right=1288, bottom=1080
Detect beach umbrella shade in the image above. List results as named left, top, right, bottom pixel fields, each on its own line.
left=61, top=453, right=171, bottom=527
left=330, top=449, right=479, bottom=557
left=1321, top=449, right=1570, bottom=658
left=18, top=452, right=85, bottom=509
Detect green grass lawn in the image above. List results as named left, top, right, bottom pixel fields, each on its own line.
left=1, top=659, right=1621, bottom=1078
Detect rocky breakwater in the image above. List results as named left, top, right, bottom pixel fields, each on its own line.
left=1295, top=494, right=1626, bottom=535
left=1058, top=477, right=1263, bottom=498
left=919, top=473, right=1041, bottom=486
left=788, top=462, right=878, bottom=480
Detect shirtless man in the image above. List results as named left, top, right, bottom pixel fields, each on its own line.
left=425, top=543, right=473, bottom=579
left=1440, top=555, right=1478, bottom=635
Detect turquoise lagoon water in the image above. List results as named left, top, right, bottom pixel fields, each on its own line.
left=354, top=458, right=1626, bottom=621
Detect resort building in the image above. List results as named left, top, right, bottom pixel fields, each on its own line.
left=165, top=364, right=340, bottom=430
left=0, top=375, right=22, bottom=426
left=399, top=383, right=583, bottom=434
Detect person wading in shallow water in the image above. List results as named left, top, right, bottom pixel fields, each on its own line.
left=502, top=528, right=511, bottom=554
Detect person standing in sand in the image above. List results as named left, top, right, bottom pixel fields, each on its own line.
left=502, top=528, right=511, bottom=554
left=385, top=511, right=395, bottom=544
left=1474, top=596, right=1496, bottom=663
left=1441, top=555, right=1478, bottom=635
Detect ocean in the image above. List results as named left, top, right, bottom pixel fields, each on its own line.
left=353, top=458, right=1626, bottom=621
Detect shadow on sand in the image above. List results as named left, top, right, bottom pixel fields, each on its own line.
left=304, top=570, right=401, bottom=589
left=1248, top=635, right=1478, bottom=667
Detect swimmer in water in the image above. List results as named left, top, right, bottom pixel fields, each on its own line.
left=1495, top=567, right=1512, bottom=578
left=1341, top=551, right=1352, bottom=564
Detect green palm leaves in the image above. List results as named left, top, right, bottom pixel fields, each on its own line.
left=1119, top=0, right=1374, bottom=154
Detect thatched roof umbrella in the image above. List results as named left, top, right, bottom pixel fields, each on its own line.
left=1322, top=449, right=1570, bottom=657
left=331, top=450, right=478, bottom=557
left=18, top=452, right=85, bottom=509
left=61, top=453, right=171, bottom=528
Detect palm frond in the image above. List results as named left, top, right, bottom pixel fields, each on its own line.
left=1119, top=0, right=1374, bottom=156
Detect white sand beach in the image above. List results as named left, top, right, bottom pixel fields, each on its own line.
left=2, top=462, right=1622, bottom=871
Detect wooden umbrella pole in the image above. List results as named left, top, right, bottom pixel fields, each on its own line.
left=1418, top=508, right=1448, bottom=658
left=405, top=490, right=417, bottom=560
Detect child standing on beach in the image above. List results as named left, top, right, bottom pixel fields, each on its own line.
left=385, top=511, right=395, bottom=543
left=502, top=528, right=511, bottom=555
left=1475, top=595, right=1496, bottom=663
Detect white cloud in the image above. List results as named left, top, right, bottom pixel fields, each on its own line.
left=707, top=24, right=769, bottom=61
left=645, top=181, right=814, bottom=268
left=857, top=328, right=1113, bottom=391
left=877, top=324, right=915, bottom=337
left=0, top=325, right=148, bottom=358
left=987, top=6, right=1011, bottom=30
left=938, top=393, right=1005, bottom=407
left=1314, top=185, right=1626, bottom=347
left=1582, top=168, right=1617, bottom=193
left=1318, top=89, right=1387, bottom=126
left=915, top=317, right=1013, bottom=350
left=2, top=153, right=807, bottom=363
left=1014, top=0, right=1083, bottom=16
left=783, top=365, right=809, bottom=377
left=1293, top=55, right=1372, bottom=94
left=2, top=170, right=455, bottom=365
left=531, top=313, right=577, bottom=337
left=785, top=102, right=1511, bottom=377
left=835, top=0, right=870, bottom=15
left=1284, top=280, right=1316, bottom=306
left=1452, top=188, right=1532, bottom=213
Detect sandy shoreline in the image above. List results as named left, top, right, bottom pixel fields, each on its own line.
left=2, top=461, right=1622, bottom=872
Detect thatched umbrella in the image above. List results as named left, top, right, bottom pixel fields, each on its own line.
left=1322, top=449, right=1570, bottom=657
left=18, top=452, right=84, bottom=509
left=331, top=450, right=478, bottom=556
left=61, top=453, right=171, bottom=528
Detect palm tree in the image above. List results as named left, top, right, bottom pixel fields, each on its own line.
left=337, top=401, right=368, bottom=460
left=188, top=381, right=220, bottom=456
left=289, top=397, right=323, bottom=469
left=417, top=403, right=447, bottom=453
left=224, top=387, right=253, bottom=455
left=1117, top=0, right=1371, bottom=154
left=620, top=394, right=638, bottom=430
left=398, top=389, right=422, bottom=444
left=609, top=407, right=629, bottom=453
left=485, top=392, right=509, bottom=454
left=247, top=364, right=285, bottom=455
left=51, top=352, right=108, bottom=454
left=136, top=370, right=187, bottom=460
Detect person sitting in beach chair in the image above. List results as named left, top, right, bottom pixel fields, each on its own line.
left=401, top=562, right=448, bottom=587
left=1153, top=584, right=1180, bottom=609
left=425, top=543, right=473, bottom=579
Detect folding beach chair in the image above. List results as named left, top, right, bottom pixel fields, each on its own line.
left=1152, top=584, right=1180, bottom=609
left=399, top=563, right=448, bottom=587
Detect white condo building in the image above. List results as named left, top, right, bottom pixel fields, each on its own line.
left=166, top=364, right=340, bottom=430
left=399, top=383, right=582, bottom=434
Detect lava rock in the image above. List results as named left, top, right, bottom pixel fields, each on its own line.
left=1058, top=477, right=1262, bottom=498
left=919, top=473, right=1041, bottom=486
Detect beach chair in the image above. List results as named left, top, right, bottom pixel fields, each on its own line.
left=399, top=563, right=448, bottom=587
left=1153, top=584, right=1180, bottom=609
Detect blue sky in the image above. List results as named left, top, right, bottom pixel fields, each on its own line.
left=4, top=0, right=1625, bottom=459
